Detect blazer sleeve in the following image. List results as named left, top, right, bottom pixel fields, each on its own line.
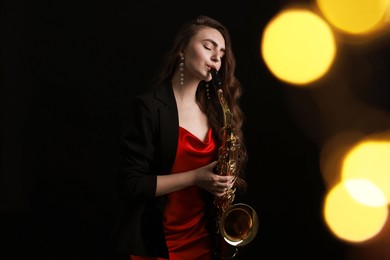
left=115, top=94, right=158, bottom=202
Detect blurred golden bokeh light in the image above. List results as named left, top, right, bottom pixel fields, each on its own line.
left=342, top=139, right=390, bottom=203
left=261, top=8, right=336, bottom=85
left=316, top=0, right=390, bottom=35
left=319, top=131, right=365, bottom=189
left=323, top=181, right=389, bottom=243
left=345, top=179, right=387, bottom=207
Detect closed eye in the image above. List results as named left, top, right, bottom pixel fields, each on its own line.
left=202, top=39, right=225, bottom=58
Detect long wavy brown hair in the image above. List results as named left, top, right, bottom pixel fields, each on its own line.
left=154, top=15, right=248, bottom=192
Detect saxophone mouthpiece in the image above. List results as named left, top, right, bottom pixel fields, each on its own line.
left=210, top=68, right=222, bottom=89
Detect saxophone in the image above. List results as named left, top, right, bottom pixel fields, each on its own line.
left=210, top=68, right=259, bottom=259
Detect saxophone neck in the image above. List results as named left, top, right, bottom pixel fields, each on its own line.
left=217, top=89, right=233, bottom=129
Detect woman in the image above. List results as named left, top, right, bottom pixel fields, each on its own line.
left=112, top=15, right=248, bottom=260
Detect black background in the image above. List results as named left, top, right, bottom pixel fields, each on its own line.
left=2, top=0, right=390, bottom=259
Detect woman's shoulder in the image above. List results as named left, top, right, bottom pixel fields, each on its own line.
left=136, top=81, right=173, bottom=105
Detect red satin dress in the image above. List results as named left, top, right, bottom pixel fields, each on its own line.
left=130, top=126, right=217, bottom=260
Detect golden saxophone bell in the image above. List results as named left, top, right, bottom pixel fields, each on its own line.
left=219, top=203, right=259, bottom=247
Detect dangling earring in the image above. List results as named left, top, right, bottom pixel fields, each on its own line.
left=205, top=83, right=210, bottom=100
left=179, top=56, right=184, bottom=86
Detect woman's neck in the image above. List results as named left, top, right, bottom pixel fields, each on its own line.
left=171, top=71, right=200, bottom=103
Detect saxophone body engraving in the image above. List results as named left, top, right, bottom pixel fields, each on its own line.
left=214, top=88, right=238, bottom=213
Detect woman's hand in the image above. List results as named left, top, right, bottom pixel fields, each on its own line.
left=194, top=161, right=234, bottom=197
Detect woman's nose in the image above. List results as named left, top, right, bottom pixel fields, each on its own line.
left=211, top=55, right=220, bottom=62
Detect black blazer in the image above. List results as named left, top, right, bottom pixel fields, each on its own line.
left=112, top=81, right=179, bottom=258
